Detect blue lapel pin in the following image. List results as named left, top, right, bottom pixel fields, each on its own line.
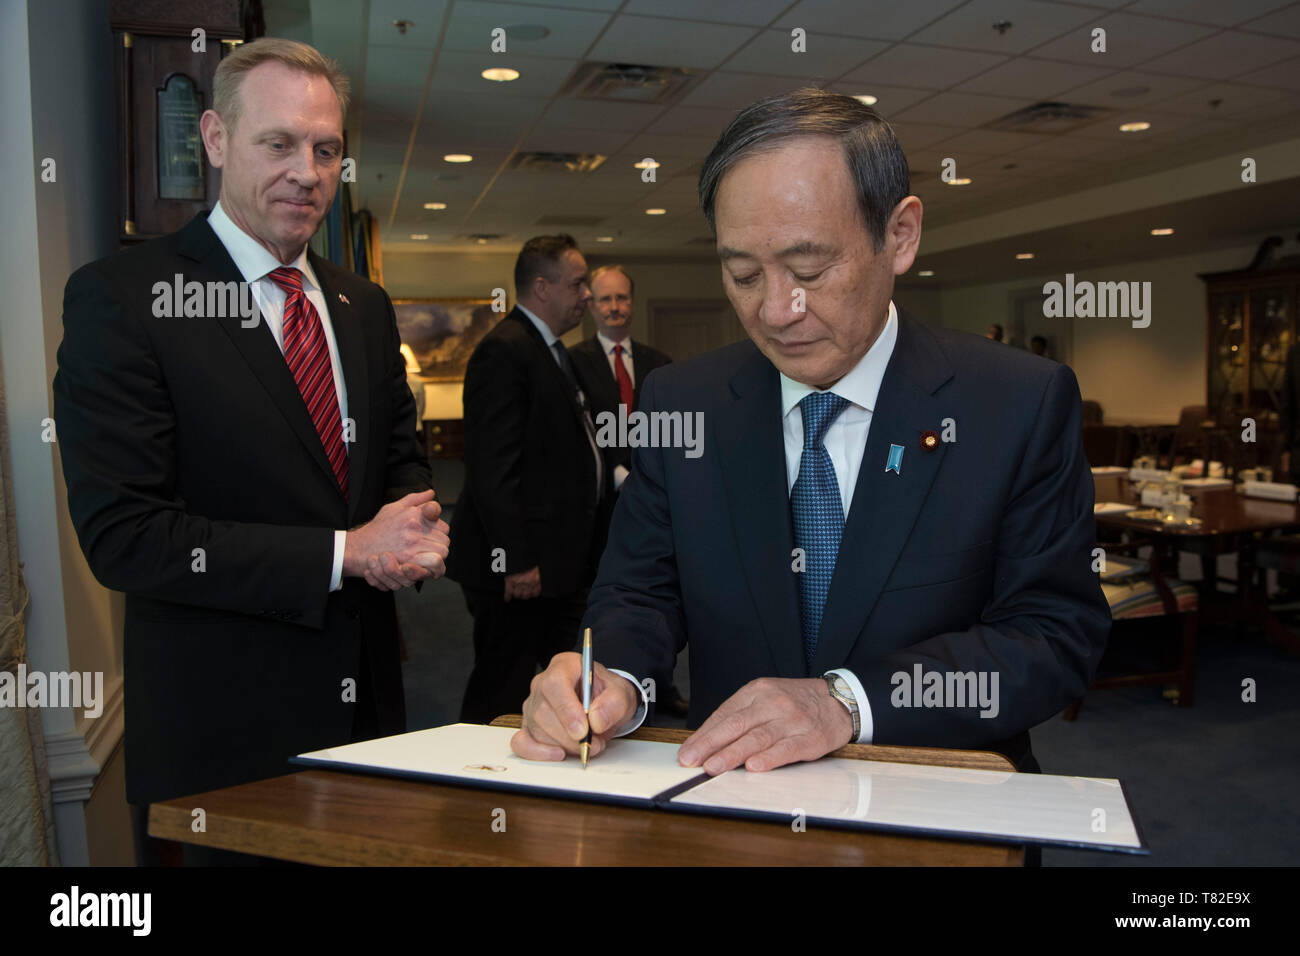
left=886, top=444, right=904, bottom=475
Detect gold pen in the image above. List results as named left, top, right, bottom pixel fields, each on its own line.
left=580, top=627, right=593, bottom=769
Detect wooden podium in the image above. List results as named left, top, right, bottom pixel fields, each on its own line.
left=149, top=717, right=1024, bottom=866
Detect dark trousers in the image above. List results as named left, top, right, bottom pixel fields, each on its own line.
left=130, top=647, right=381, bottom=866
left=459, top=585, right=587, bottom=724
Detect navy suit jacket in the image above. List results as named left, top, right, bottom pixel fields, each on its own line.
left=583, top=311, right=1110, bottom=766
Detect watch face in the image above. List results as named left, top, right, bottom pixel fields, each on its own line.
left=831, top=675, right=851, bottom=697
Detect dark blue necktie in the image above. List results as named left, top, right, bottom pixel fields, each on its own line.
left=791, top=391, right=850, bottom=666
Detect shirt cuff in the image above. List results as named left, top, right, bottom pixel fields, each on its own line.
left=613, top=464, right=630, bottom=490
left=826, top=667, right=873, bottom=744
left=330, top=530, right=346, bottom=592
left=606, top=668, right=647, bottom=736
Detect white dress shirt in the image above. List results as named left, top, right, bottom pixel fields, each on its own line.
left=597, top=330, right=635, bottom=489
left=613, top=301, right=900, bottom=744
left=206, top=201, right=350, bottom=591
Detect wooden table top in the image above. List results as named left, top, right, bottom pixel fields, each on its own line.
left=149, top=719, right=1023, bottom=866
left=1096, top=477, right=1300, bottom=537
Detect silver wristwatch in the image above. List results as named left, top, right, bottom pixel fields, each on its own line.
left=823, top=672, right=861, bottom=741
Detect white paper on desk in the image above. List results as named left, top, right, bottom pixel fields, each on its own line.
left=669, top=759, right=1143, bottom=852
left=294, top=723, right=705, bottom=805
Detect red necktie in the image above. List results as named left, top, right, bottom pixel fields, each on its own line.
left=613, top=343, right=634, bottom=410
left=267, top=267, right=349, bottom=498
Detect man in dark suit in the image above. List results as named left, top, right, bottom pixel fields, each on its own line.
left=570, top=265, right=672, bottom=493
left=511, top=89, right=1110, bottom=778
left=51, top=39, right=449, bottom=860
left=447, top=235, right=617, bottom=723
left=568, top=266, right=685, bottom=715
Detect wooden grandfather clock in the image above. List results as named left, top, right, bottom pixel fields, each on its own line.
left=111, top=0, right=261, bottom=243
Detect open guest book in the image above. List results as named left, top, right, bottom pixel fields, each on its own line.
left=293, top=723, right=1146, bottom=853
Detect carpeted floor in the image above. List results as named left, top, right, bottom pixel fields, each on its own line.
left=396, top=569, right=1300, bottom=866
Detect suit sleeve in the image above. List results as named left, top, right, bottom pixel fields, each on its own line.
left=378, top=289, right=434, bottom=501
left=459, top=334, right=537, bottom=574
left=853, top=363, right=1111, bottom=749
left=582, top=370, right=686, bottom=684
left=52, top=263, right=337, bottom=628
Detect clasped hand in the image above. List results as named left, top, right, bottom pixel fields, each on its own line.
left=344, top=489, right=450, bottom=590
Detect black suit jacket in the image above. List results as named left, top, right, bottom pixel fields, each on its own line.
left=52, top=212, right=431, bottom=805
left=446, top=309, right=609, bottom=597
left=570, top=334, right=672, bottom=476
left=585, top=311, right=1110, bottom=769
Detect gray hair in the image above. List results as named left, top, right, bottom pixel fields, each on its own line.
left=698, top=88, right=910, bottom=251
left=213, top=37, right=350, bottom=130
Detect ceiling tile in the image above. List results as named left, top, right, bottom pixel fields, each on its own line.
left=1026, top=13, right=1215, bottom=69
left=365, top=47, right=435, bottom=89
left=623, top=0, right=790, bottom=25
left=681, top=71, right=816, bottom=110
left=908, top=0, right=1100, bottom=54
left=367, top=0, right=449, bottom=51
left=721, top=30, right=889, bottom=77
left=1239, top=3, right=1300, bottom=38
left=892, top=91, right=1035, bottom=126
left=1147, top=81, right=1290, bottom=117
left=825, top=82, right=935, bottom=115
left=589, top=14, right=758, bottom=70
left=429, top=50, right=578, bottom=97
left=541, top=98, right=666, bottom=132
left=1124, top=0, right=1294, bottom=28
left=774, top=0, right=969, bottom=40
left=935, top=128, right=1051, bottom=156
left=646, top=106, right=744, bottom=137
left=1140, top=31, right=1300, bottom=80
left=958, top=56, right=1114, bottom=97
left=886, top=120, right=966, bottom=149
left=440, top=1, right=613, bottom=59
left=1056, top=70, right=1208, bottom=107
left=842, top=44, right=1010, bottom=89
left=519, top=127, right=632, bottom=154
left=1233, top=54, right=1300, bottom=91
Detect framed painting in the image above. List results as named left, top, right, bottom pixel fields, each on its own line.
left=392, top=297, right=503, bottom=383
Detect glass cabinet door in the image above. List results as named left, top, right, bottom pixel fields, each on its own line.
left=1248, top=287, right=1292, bottom=421
left=1208, top=291, right=1246, bottom=419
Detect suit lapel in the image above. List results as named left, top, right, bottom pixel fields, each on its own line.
left=177, top=214, right=345, bottom=504
left=715, top=346, right=805, bottom=678
left=810, top=314, right=954, bottom=674
left=311, top=253, right=370, bottom=523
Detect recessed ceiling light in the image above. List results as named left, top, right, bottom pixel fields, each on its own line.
left=918, top=270, right=934, bottom=276
left=481, top=67, right=519, bottom=82
left=645, top=208, right=666, bottom=215
left=853, top=94, right=878, bottom=106
left=1151, top=227, right=1174, bottom=236
left=410, top=234, right=429, bottom=240
left=946, top=177, right=972, bottom=186
left=595, top=236, right=614, bottom=242
left=634, top=159, right=660, bottom=169
left=1015, top=252, right=1034, bottom=260
left=443, top=153, right=473, bottom=163
left=475, top=238, right=488, bottom=244
left=1119, top=121, right=1151, bottom=132
left=423, top=202, right=447, bottom=210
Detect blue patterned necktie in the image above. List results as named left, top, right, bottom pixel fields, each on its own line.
left=791, top=391, right=850, bottom=666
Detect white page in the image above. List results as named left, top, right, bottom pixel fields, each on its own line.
left=670, top=758, right=1142, bottom=851
left=295, top=723, right=705, bottom=804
